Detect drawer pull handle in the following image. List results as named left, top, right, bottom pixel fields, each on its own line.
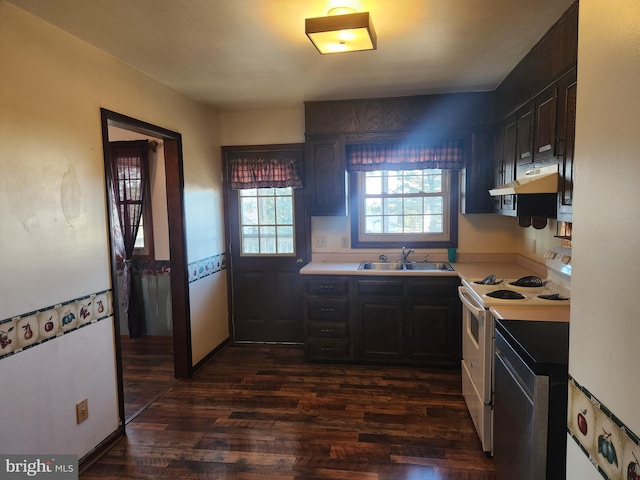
left=320, top=285, right=335, bottom=290
left=320, top=329, right=335, bottom=333
left=319, top=308, right=336, bottom=313
left=320, top=347, right=335, bottom=351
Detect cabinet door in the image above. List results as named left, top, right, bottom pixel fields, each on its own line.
left=304, top=135, right=346, bottom=216
left=356, top=298, right=403, bottom=360
left=534, top=85, right=558, bottom=162
left=492, top=127, right=504, bottom=212
left=557, top=71, right=577, bottom=222
left=516, top=103, right=534, bottom=166
left=405, top=298, right=460, bottom=366
left=461, top=130, right=493, bottom=214
left=497, top=117, right=517, bottom=215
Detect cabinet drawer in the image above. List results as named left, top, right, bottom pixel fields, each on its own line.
left=307, top=297, right=349, bottom=321
left=356, top=279, right=404, bottom=296
left=306, top=277, right=349, bottom=295
left=308, top=322, right=348, bottom=338
left=307, top=339, right=349, bottom=357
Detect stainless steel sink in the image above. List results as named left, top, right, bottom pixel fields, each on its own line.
left=358, top=261, right=454, bottom=271
left=404, top=262, right=454, bottom=271
left=358, top=261, right=404, bottom=271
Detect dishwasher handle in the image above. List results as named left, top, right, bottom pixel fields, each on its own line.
left=458, top=286, right=486, bottom=317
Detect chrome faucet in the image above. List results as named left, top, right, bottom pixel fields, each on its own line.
left=401, top=246, right=415, bottom=262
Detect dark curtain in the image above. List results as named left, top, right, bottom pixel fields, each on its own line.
left=229, top=157, right=303, bottom=189
left=346, top=139, right=464, bottom=171
left=109, top=140, right=149, bottom=338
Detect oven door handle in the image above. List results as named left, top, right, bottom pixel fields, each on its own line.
left=458, top=287, right=486, bottom=317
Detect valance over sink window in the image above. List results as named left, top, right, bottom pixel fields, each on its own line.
left=346, top=139, right=463, bottom=172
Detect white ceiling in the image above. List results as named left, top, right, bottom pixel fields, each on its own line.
left=9, top=0, right=576, bottom=111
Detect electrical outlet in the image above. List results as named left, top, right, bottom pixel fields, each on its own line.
left=340, top=236, right=348, bottom=248
left=314, top=235, right=326, bottom=248
left=76, top=399, right=89, bottom=424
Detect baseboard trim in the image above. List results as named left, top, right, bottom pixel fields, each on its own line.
left=192, top=337, right=231, bottom=372
left=78, top=425, right=124, bottom=474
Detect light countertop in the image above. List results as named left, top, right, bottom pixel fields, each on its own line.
left=300, top=258, right=545, bottom=281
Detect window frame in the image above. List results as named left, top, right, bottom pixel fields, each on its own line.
left=349, top=168, right=459, bottom=249
left=237, top=187, right=297, bottom=257
left=133, top=175, right=154, bottom=260
left=111, top=141, right=155, bottom=261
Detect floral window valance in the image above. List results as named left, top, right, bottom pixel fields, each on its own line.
left=229, top=157, right=303, bottom=190
left=346, top=139, right=463, bottom=172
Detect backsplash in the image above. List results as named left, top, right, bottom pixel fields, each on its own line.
left=568, top=375, right=640, bottom=479
left=0, top=290, right=113, bottom=361
left=188, top=253, right=226, bottom=283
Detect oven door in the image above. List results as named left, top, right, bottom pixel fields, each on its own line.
left=458, top=287, right=493, bottom=403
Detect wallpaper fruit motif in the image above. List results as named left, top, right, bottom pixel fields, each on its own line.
left=188, top=253, right=226, bottom=283
left=0, top=289, right=113, bottom=360
left=568, top=376, right=640, bottom=480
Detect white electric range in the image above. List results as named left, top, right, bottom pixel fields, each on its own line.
left=457, top=247, right=571, bottom=454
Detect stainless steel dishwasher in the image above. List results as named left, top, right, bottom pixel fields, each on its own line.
left=493, top=319, right=569, bottom=479
left=493, top=328, right=550, bottom=480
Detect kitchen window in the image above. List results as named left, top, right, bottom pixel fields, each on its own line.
left=347, top=141, right=461, bottom=249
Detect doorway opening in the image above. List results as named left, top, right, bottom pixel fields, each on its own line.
left=100, top=108, right=193, bottom=427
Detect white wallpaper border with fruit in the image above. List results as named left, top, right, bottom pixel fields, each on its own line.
left=188, top=253, right=226, bottom=284
left=568, top=375, right=640, bottom=480
left=0, top=289, right=113, bottom=361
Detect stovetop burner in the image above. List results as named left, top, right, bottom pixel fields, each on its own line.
left=485, top=289, right=526, bottom=300
left=473, top=274, right=503, bottom=285
left=537, top=293, right=570, bottom=301
left=508, top=276, right=550, bottom=288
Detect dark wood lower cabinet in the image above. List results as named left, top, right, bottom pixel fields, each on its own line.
left=405, top=297, right=461, bottom=364
left=303, top=274, right=461, bottom=367
left=357, top=296, right=404, bottom=360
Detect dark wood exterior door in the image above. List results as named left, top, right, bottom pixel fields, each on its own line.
left=223, top=144, right=308, bottom=343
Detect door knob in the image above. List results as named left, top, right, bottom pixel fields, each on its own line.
left=296, top=258, right=304, bottom=266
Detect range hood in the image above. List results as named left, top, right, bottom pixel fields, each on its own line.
left=489, top=164, right=559, bottom=196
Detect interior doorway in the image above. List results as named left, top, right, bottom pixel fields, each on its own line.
left=100, top=108, right=193, bottom=428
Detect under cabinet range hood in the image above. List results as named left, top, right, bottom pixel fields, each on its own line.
left=489, top=164, right=559, bottom=196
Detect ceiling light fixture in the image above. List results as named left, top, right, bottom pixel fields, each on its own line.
left=305, top=7, right=377, bottom=54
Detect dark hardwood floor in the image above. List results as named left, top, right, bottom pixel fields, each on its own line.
left=82, top=345, right=494, bottom=479
left=120, top=335, right=177, bottom=422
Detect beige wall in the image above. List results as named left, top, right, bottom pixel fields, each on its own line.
left=0, top=0, right=227, bottom=455
left=566, top=1, right=640, bottom=477
left=220, top=107, right=305, bottom=146
left=516, top=218, right=564, bottom=263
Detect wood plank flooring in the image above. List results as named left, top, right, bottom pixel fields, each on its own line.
left=82, top=345, right=495, bottom=479
left=120, top=335, right=177, bottom=422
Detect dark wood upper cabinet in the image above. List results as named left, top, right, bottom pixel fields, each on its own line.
left=557, top=69, right=577, bottom=222
left=461, top=129, right=494, bottom=214
left=304, top=135, right=346, bottom=216
left=534, top=85, right=559, bottom=161
left=516, top=102, right=534, bottom=165
left=497, top=116, right=517, bottom=216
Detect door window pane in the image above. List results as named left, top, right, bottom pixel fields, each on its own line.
left=239, top=188, right=295, bottom=255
